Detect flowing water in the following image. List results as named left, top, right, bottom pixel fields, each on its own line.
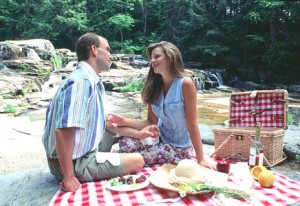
left=105, top=92, right=230, bottom=126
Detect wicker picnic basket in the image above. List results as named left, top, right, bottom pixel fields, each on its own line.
left=211, top=89, right=289, bottom=167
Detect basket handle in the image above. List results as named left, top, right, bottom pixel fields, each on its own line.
left=210, top=134, right=234, bottom=157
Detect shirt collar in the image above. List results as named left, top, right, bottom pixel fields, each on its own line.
left=77, top=61, right=100, bottom=84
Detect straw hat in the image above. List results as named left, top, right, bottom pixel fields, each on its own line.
left=149, top=159, right=229, bottom=196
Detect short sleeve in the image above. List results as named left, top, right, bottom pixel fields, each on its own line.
left=55, top=79, right=92, bottom=129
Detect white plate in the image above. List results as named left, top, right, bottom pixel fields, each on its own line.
left=106, top=175, right=150, bottom=192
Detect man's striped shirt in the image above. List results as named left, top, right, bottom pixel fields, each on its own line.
left=42, top=61, right=106, bottom=159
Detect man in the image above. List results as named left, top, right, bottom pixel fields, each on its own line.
left=42, top=33, right=145, bottom=192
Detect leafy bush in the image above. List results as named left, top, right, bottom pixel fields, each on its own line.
left=38, top=67, right=51, bottom=79
left=19, top=64, right=30, bottom=72
left=6, top=104, right=17, bottom=114
left=118, top=81, right=144, bottom=92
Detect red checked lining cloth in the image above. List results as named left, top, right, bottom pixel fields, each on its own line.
left=229, top=90, right=288, bottom=128
left=50, top=165, right=300, bottom=206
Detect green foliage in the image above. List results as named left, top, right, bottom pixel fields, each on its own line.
left=19, top=64, right=30, bottom=72
left=288, top=113, right=295, bottom=126
left=55, top=56, right=63, bottom=69
left=19, top=88, right=27, bottom=96
left=108, top=14, right=134, bottom=30
left=29, top=115, right=45, bottom=122
left=38, top=67, right=51, bottom=79
left=0, top=0, right=299, bottom=85
left=6, top=104, right=17, bottom=114
left=2, top=94, right=13, bottom=99
left=118, top=81, right=144, bottom=92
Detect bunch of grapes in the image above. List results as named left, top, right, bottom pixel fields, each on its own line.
left=110, top=175, right=147, bottom=186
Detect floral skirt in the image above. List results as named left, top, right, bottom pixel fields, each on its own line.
left=119, top=137, right=194, bottom=165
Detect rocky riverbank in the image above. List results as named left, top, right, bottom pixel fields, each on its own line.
left=0, top=103, right=300, bottom=206
left=1, top=39, right=300, bottom=205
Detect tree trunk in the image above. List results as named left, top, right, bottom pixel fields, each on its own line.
left=120, top=29, right=124, bottom=51
left=142, top=0, right=148, bottom=35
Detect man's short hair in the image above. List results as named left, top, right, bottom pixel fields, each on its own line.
left=75, top=33, right=102, bottom=62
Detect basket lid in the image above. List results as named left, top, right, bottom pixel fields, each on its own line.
left=229, top=89, right=288, bottom=129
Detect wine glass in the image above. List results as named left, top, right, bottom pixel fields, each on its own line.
left=111, top=122, right=120, bottom=138
left=151, top=137, right=157, bottom=151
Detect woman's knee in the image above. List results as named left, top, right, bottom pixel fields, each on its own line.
left=119, top=137, right=143, bottom=152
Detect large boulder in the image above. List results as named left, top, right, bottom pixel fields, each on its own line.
left=0, top=39, right=59, bottom=70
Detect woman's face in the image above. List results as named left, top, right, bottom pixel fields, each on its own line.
left=150, top=47, right=170, bottom=76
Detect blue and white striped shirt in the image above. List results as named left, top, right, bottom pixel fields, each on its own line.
left=42, top=61, right=106, bottom=159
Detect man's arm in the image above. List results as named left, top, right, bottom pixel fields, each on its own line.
left=55, top=127, right=80, bottom=192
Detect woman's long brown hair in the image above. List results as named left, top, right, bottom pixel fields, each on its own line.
left=141, top=41, right=187, bottom=104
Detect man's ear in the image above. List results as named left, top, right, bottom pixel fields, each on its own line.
left=90, top=45, right=98, bottom=57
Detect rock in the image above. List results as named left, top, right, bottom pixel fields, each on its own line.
left=0, top=167, right=58, bottom=206
left=289, top=85, right=300, bottom=92
left=56, top=48, right=77, bottom=64
left=0, top=39, right=57, bottom=64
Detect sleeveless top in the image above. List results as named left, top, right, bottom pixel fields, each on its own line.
left=151, top=77, right=192, bottom=147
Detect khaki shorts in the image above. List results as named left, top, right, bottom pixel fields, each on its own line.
left=47, top=130, right=124, bottom=182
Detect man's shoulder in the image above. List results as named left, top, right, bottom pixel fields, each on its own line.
left=65, top=68, right=92, bottom=84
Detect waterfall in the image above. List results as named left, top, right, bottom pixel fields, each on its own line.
left=26, top=48, right=40, bottom=60
left=194, top=76, right=204, bottom=92
left=216, top=72, right=224, bottom=85
left=211, top=73, right=223, bottom=87
left=210, top=73, right=230, bottom=89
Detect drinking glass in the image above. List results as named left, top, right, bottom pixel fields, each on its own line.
left=111, top=123, right=120, bottom=138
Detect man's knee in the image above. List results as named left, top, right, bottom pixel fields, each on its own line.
left=122, top=153, right=145, bottom=173
left=133, top=153, right=145, bottom=169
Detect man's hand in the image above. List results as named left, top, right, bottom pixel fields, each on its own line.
left=59, top=175, right=80, bottom=192
left=55, top=127, right=79, bottom=192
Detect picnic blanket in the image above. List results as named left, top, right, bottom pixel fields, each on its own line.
left=50, top=164, right=300, bottom=206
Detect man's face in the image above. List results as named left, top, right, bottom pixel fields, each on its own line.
left=96, top=37, right=112, bottom=72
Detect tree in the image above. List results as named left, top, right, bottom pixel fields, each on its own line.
left=108, top=14, right=134, bottom=52
left=0, top=0, right=299, bottom=84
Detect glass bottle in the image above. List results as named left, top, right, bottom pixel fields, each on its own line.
left=249, top=122, right=264, bottom=167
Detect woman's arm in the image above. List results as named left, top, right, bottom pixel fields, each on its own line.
left=106, top=121, right=160, bottom=140
left=182, top=78, right=214, bottom=169
left=107, top=105, right=158, bottom=131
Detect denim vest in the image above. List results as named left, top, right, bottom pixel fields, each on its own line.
left=151, top=77, right=192, bottom=147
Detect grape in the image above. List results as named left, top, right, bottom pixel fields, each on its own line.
left=126, top=176, right=134, bottom=184
left=110, top=175, right=147, bottom=186
left=119, top=176, right=126, bottom=184
left=135, top=175, right=146, bottom=183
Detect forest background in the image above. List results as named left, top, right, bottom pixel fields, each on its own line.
left=0, top=0, right=299, bottom=85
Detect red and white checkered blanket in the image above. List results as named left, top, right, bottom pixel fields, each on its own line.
left=50, top=164, right=300, bottom=206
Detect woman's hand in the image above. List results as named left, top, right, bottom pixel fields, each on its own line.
left=199, top=159, right=216, bottom=170
left=107, top=113, right=125, bottom=126
left=138, top=125, right=160, bottom=140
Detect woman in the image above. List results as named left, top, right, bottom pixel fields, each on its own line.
left=111, top=41, right=213, bottom=169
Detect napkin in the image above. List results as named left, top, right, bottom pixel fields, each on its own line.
left=96, top=152, right=120, bottom=166
left=140, top=137, right=159, bottom=146
left=229, top=162, right=254, bottom=190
